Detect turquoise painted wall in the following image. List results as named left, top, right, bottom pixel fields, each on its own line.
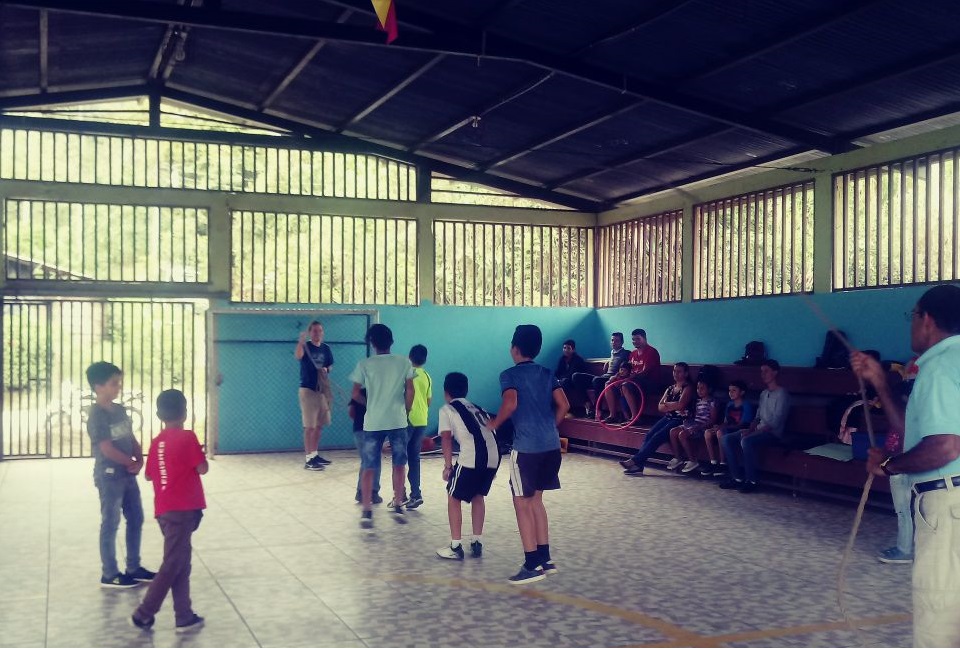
left=594, top=284, right=957, bottom=367
left=212, top=300, right=597, bottom=451
left=380, top=302, right=596, bottom=428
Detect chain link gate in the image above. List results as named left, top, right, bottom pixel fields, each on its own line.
left=210, top=310, right=371, bottom=455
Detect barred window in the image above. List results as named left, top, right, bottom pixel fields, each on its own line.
left=597, top=210, right=682, bottom=307
left=431, top=173, right=571, bottom=210
left=3, top=199, right=209, bottom=283
left=694, top=182, right=814, bottom=300
left=0, top=127, right=417, bottom=200
left=434, top=221, right=591, bottom=306
left=834, top=150, right=959, bottom=289
left=231, top=211, right=418, bottom=305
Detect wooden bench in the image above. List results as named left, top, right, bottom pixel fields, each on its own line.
left=559, top=361, right=900, bottom=505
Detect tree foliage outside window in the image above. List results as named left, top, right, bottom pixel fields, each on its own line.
left=597, top=210, right=682, bottom=307
left=0, top=127, right=417, bottom=199
left=434, top=220, right=591, bottom=307
left=834, top=150, right=959, bottom=289
left=694, top=182, right=814, bottom=300
left=3, top=199, right=209, bottom=283
left=231, top=211, right=418, bottom=305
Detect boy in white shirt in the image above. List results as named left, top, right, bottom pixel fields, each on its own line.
left=435, top=372, right=500, bottom=560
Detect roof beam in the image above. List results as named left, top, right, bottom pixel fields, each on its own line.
left=0, top=84, right=150, bottom=109
left=766, top=41, right=960, bottom=114
left=478, top=2, right=878, bottom=172
left=607, top=146, right=812, bottom=206
left=547, top=125, right=734, bottom=189
left=260, top=41, right=326, bottom=109
left=409, top=71, right=554, bottom=152
left=158, top=87, right=602, bottom=211
left=570, top=0, right=693, bottom=57
left=454, top=2, right=882, bottom=174
left=337, top=53, right=445, bottom=133
left=8, top=0, right=857, bottom=155
left=481, top=99, right=641, bottom=171
left=842, top=102, right=960, bottom=142
left=551, top=39, right=960, bottom=191
left=308, top=0, right=858, bottom=153
left=148, top=0, right=203, bottom=82
left=260, top=9, right=353, bottom=110
left=37, top=9, right=48, bottom=91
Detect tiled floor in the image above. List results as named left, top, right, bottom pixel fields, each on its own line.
left=0, top=450, right=914, bottom=648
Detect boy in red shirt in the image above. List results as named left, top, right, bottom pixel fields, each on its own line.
left=604, top=328, right=661, bottom=423
left=132, top=390, right=208, bottom=633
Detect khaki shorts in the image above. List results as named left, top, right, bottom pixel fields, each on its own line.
left=299, top=388, right=331, bottom=428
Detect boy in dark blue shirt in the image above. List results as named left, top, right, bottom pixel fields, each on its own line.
left=489, top=325, right=569, bottom=585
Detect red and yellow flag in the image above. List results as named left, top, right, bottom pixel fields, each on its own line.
left=370, top=0, right=398, bottom=43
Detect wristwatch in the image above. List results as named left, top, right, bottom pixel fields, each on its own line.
left=879, top=456, right=896, bottom=476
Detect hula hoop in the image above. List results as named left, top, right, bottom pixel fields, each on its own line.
left=595, top=378, right=645, bottom=430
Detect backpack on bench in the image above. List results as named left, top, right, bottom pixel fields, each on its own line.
left=734, top=341, right=766, bottom=366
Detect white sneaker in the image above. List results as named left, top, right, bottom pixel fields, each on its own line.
left=665, top=458, right=683, bottom=471
left=436, top=544, right=465, bottom=560
left=681, top=460, right=700, bottom=474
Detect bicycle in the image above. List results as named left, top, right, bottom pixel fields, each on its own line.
left=45, top=387, right=145, bottom=456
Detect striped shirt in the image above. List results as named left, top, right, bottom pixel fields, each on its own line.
left=438, top=399, right=499, bottom=469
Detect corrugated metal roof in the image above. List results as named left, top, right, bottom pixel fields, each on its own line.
left=2, top=0, right=960, bottom=210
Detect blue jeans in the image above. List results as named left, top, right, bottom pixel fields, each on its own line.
left=630, top=416, right=683, bottom=465
left=95, top=474, right=144, bottom=579
left=360, top=428, right=408, bottom=469
left=406, top=425, right=427, bottom=499
left=353, top=431, right=381, bottom=497
left=722, top=429, right=780, bottom=483
left=889, top=473, right=914, bottom=554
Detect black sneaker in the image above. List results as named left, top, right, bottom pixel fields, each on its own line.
left=719, top=479, right=742, bottom=490
left=406, top=496, right=424, bottom=510
left=618, top=458, right=635, bottom=469
left=131, top=614, right=154, bottom=630
left=304, top=456, right=324, bottom=471
left=360, top=510, right=373, bottom=529
left=738, top=481, right=759, bottom=493
left=127, top=567, right=156, bottom=583
left=372, top=493, right=383, bottom=505
left=700, top=464, right=719, bottom=478
left=603, top=415, right=623, bottom=424
left=713, top=464, right=729, bottom=477
left=508, top=566, right=545, bottom=585
left=470, top=540, right=483, bottom=558
left=315, top=456, right=332, bottom=465
left=100, top=573, right=139, bottom=589
left=392, top=504, right=405, bottom=517
left=175, top=614, right=204, bottom=633
left=623, top=466, right=644, bottom=476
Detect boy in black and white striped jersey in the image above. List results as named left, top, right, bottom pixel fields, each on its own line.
left=435, top=372, right=501, bottom=560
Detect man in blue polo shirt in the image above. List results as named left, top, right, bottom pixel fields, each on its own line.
left=852, top=284, right=960, bottom=648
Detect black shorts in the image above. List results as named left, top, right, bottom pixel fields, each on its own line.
left=447, top=464, right=498, bottom=502
left=508, top=449, right=561, bottom=497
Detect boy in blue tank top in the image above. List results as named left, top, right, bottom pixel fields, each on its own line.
left=489, top=324, right=570, bottom=586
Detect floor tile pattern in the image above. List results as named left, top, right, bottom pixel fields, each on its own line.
left=0, top=451, right=914, bottom=647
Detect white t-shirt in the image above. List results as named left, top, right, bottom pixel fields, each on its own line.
left=437, top=398, right=499, bottom=469
left=349, top=354, right=415, bottom=432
